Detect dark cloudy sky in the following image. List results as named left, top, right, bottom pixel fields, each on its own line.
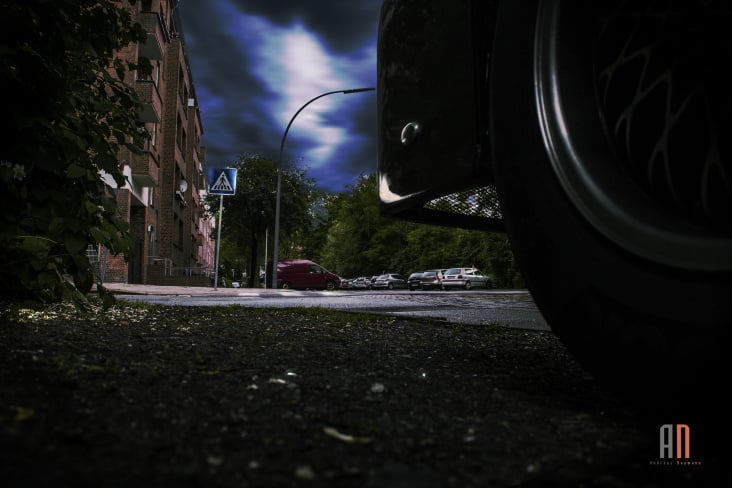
left=177, top=1, right=381, bottom=192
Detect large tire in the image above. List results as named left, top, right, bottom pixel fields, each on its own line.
left=490, top=0, right=731, bottom=408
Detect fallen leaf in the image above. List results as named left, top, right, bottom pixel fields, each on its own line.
left=294, top=465, right=316, bottom=480
left=14, top=407, right=35, bottom=422
left=323, top=426, right=372, bottom=444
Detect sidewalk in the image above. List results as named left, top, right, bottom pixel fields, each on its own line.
left=100, top=282, right=282, bottom=296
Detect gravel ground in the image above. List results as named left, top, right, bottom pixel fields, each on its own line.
left=0, top=300, right=725, bottom=487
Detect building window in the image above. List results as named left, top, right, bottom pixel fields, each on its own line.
left=134, top=123, right=144, bottom=149
left=176, top=115, right=186, bottom=151
left=160, top=5, right=168, bottom=37
left=178, top=219, right=184, bottom=248
left=178, top=67, right=185, bottom=104
left=151, top=122, right=157, bottom=148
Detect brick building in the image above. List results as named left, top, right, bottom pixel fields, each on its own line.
left=96, top=0, right=215, bottom=286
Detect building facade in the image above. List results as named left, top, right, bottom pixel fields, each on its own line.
left=98, top=0, right=215, bottom=286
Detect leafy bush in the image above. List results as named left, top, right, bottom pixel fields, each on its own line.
left=0, top=0, right=150, bottom=307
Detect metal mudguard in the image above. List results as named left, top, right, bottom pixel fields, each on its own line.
left=377, top=0, right=501, bottom=230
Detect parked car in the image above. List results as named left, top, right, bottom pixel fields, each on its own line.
left=275, top=259, right=341, bottom=290
left=350, top=277, right=370, bottom=290
left=441, top=268, right=492, bottom=290
left=372, top=273, right=408, bottom=290
left=407, top=272, right=423, bottom=291
left=368, top=275, right=380, bottom=289
left=418, top=269, right=445, bottom=290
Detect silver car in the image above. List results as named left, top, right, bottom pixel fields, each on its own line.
left=372, top=273, right=408, bottom=290
left=418, top=269, right=445, bottom=290
left=441, top=268, right=492, bottom=290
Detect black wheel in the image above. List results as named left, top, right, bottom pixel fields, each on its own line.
left=280, top=282, right=292, bottom=290
left=464, top=281, right=472, bottom=290
left=490, top=0, right=732, bottom=407
left=325, top=280, right=336, bottom=291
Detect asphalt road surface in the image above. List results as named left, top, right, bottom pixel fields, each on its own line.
left=107, top=285, right=549, bottom=331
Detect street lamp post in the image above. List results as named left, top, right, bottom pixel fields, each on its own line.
left=271, top=87, right=375, bottom=288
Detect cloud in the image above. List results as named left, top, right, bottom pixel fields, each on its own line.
left=178, top=0, right=379, bottom=192
left=227, top=0, right=380, bottom=53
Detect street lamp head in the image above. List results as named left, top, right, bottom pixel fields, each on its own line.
left=342, top=87, right=375, bottom=94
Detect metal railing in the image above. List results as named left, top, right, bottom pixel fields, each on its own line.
left=171, top=266, right=211, bottom=277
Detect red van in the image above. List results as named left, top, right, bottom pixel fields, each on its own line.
left=276, top=260, right=341, bottom=290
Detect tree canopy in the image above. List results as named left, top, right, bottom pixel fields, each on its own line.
left=315, top=174, right=524, bottom=288
left=0, top=0, right=149, bottom=306
left=205, top=154, right=319, bottom=287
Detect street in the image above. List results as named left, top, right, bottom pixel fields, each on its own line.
left=107, top=285, right=549, bottom=331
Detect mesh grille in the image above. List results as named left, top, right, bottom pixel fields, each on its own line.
left=423, top=184, right=503, bottom=220
left=394, top=183, right=505, bottom=232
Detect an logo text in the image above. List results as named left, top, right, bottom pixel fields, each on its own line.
left=659, top=423, right=690, bottom=459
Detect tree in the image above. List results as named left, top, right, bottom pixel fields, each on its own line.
left=483, top=233, right=525, bottom=288
left=402, top=224, right=456, bottom=270
left=205, top=155, right=318, bottom=288
left=0, top=0, right=149, bottom=306
left=319, top=173, right=402, bottom=276
left=289, top=196, right=329, bottom=264
left=319, top=172, right=524, bottom=286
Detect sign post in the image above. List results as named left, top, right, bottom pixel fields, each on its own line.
left=213, top=194, right=224, bottom=290
left=207, top=167, right=237, bottom=290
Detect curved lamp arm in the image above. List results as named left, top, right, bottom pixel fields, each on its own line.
left=271, top=87, right=375, bottom=288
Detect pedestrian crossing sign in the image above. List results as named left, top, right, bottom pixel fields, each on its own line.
left=206, top=167, right=237, bottom=195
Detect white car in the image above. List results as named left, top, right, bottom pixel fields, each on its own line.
left=350, top=277, right=370, bottom=290
left=441, top=268, right=492, bottom=290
